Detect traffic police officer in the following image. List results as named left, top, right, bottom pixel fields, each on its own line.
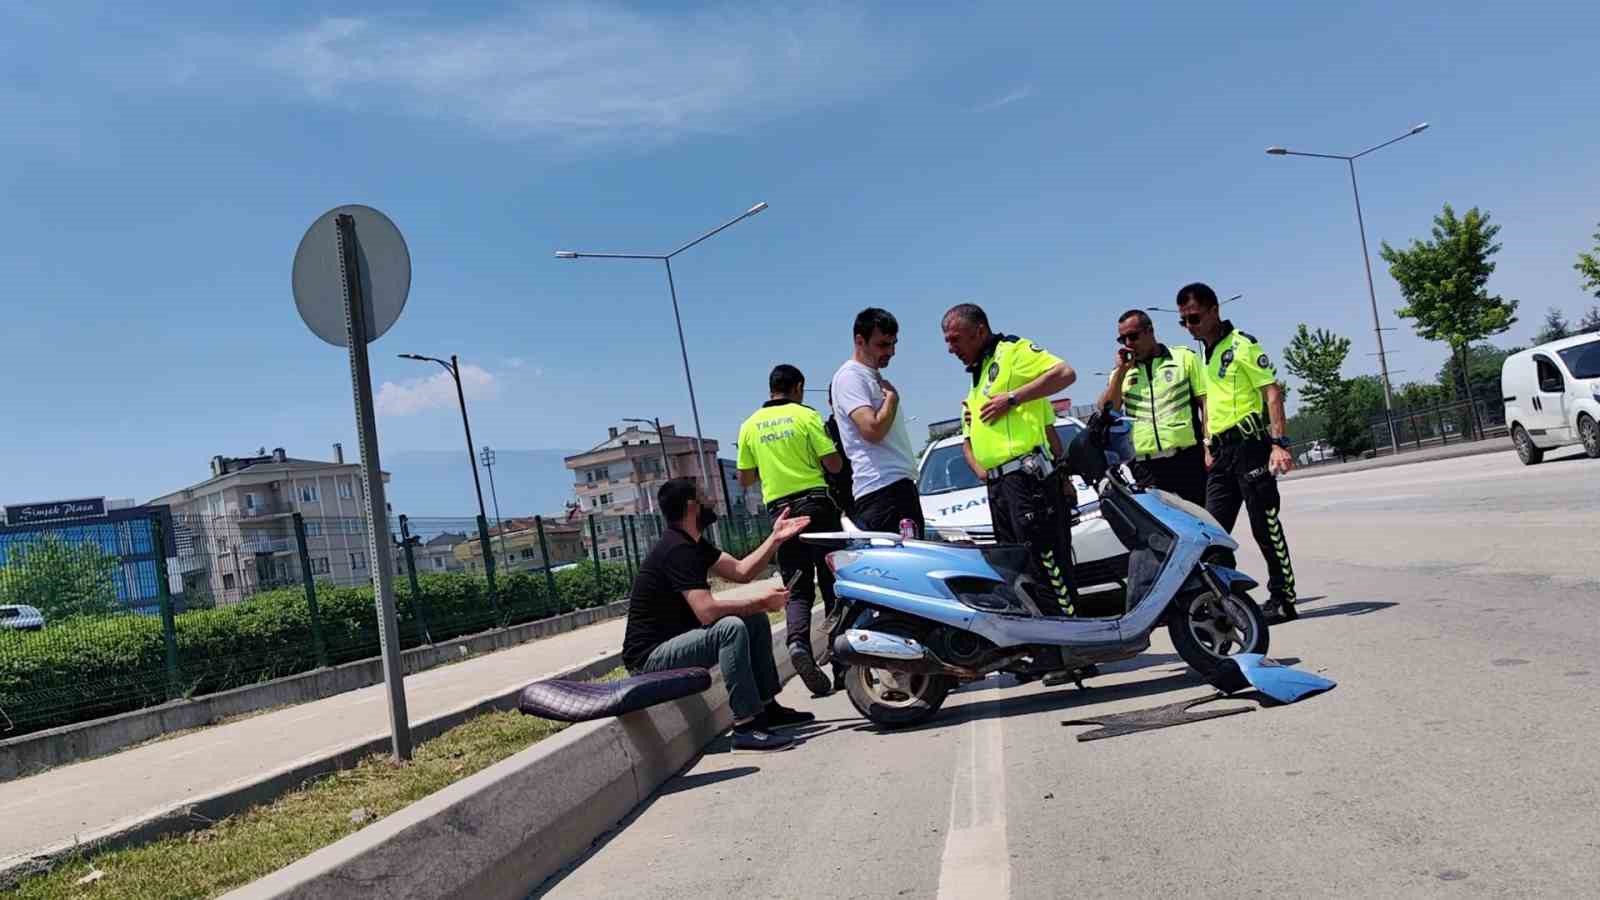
left=942, top=303, right=1078, bottom=617
left=1176, top=283, right=1299, bottom=621
left=736, top=364, right=846, bottom=695
left=1098, top=309, right=1209, bottom=505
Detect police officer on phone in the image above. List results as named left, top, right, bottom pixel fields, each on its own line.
left=736, top=364, right=846, bottom=695
left=942, top=303, right=1079, bottom=617
left=1098, top=309, right=1209, bottom=506
left=1176, top=283, right=1299, bottom=621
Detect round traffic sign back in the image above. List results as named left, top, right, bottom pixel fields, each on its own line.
left=292, top=204, right=411, bottom=347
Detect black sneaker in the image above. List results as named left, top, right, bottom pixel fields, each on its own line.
left=731, top=727, right=795, bottom=752
left=1263, top=595, right=1299, bottom=622
left=790, top=645, right=833, bottom=696
left=759, top=702, right=815, bottom=730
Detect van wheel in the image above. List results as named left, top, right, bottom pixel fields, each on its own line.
left=1579, top=415, right=1600, bottom=459
left=1513, top=425, right=1543, bottom=466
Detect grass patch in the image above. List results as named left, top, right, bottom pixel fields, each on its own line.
left=7, top=670, right=628, bottom=900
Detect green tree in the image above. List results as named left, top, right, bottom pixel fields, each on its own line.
left=1577, top=305, right=1600, bottom=336
left=1281, top=325, right=1371, bottom=457
left=0, top=534, right=120, bottom=620
left=1380, top=204, right=1519, bottom=437
left=1436, top=343, right=1522, bottom=409
left=1576, top=221, right=1600, bottom=300
left=1534, top=307, right=1571, bottom=345
left=1397, top=380, right=1448, bottom=409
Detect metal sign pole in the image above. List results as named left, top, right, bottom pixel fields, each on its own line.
left=335, top=213, right=412, bottom=761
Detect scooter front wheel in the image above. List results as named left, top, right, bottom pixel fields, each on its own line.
left=845, top=666, right=955, bottom=729
left=1168, top=589, right=1269, bottom=680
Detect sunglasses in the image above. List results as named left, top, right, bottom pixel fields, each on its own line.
left=1180, top=313, right=1207, bottom=326
left=1115, top=332, right=1142, bottom=346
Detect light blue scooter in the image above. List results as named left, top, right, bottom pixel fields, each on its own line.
left=807, top=412, right=1271, bottom=728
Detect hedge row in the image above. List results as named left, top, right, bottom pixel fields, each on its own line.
left=0, top=564, right=634, bottom=737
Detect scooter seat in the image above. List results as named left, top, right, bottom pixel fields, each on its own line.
left=979, top=543, right=1033, bottom=581
left=517, top=667, right=711, bottom=723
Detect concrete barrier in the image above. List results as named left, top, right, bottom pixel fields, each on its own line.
left=0, top=600, right=630, bottom=781
left=0, top=647, right=630, bottom=889
left=222, top=618, right=810, bottom=900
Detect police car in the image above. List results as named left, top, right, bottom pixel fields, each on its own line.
left=915, top=409, right=1133, bottom=587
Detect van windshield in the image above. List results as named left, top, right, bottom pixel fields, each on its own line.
left=1557, top=339, right=1600, bottom=379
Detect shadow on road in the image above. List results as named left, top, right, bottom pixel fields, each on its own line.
left=656, top=766, right=760, bottom=796
left=852, top=669, right=1213, bottom=737
left=1292, top=600, right=1398, bottom=621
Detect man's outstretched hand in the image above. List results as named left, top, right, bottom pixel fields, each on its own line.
left=770, top=508, right=813, bottom=543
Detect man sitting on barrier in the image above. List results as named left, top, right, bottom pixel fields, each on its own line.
left=621, top=477, right=817, bottom=752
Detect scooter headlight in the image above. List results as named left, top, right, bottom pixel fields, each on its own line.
left=825, top=550, right=860, bottom=574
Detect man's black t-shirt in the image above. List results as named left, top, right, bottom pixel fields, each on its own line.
left=621, top=527, right=722, bottom=672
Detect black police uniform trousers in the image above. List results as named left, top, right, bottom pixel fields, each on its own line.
left=1204, top=433, right=1296, bottom=600
left=987, top=470, right=1075, bottom=617
left=852, top=478, right=925, bottom=539
left=767, top=489, right=842, bottom=654
left=1131, top=444, right=1208, bottom=507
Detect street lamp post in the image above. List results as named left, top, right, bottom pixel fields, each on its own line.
left=622, top=416, right=674, bottom=517
left=398, top=352, right=499, bottom=611
left=1266, top=122, right=1430, bottom=455
left=480, top=445, right=506, bottom=561
left=557, top=202, right=769, bottom=539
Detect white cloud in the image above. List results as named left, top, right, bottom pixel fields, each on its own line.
left=376, top=364, right=498, bottom=416
left=236, top=4, right=902, bottom=143
left=976, top=84, right=1034, bottom=111
left=505, top=357, right=527, bottom=369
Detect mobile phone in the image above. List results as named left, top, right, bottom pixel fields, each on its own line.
left=783, top=570, right=804, bottom=592
left=1118, top=348, right=1135, bottom=363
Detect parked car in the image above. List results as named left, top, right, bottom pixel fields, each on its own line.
left=1502, top=334, right=1600, bottom=465
left=0, top=604, right=46, bottom=632
left=910, top=415, right=1130, bottom=587
left=1298, top=440, right=1337, bottom=466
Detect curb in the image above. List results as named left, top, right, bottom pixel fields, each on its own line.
left=221, top=617, right=811, bottom=900
left=1282, top=437, right=1510, bottom=483
left=0, top=643, right=627, bottom=888
left=0, top=600, right=631, bottom=781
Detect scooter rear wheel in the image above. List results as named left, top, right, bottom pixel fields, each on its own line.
left=1168, top=588, right=1269, bottom=680
left=844, top=666, right=954, bottom=729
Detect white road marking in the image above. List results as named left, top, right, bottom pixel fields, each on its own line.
left=937, top=678, right=1010, bottom=900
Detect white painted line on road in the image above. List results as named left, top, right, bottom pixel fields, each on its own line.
left=937, top=678, right=1010, bottom=900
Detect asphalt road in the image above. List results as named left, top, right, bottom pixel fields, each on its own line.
left=541, top=446, right=1600, bottom=899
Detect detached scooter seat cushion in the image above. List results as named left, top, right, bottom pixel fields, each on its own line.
left=517, top=667, right=712, bottom=723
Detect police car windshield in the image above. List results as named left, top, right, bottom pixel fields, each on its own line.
left=1557, top=339, right=1600, bottom=379
left=918, top=424, right=1082, bottom=495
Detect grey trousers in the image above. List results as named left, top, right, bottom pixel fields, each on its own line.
left=636, top=614, right=780, bottom=721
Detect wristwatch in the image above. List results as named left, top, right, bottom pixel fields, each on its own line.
left=1270, top=436, right=1291, bottom=449
left=1006, top=392, right=1018, bottom=407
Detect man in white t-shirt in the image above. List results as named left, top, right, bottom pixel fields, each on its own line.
left=830, top=308, right=925, bottom=538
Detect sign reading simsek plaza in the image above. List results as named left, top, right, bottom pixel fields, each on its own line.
left=4, top=498, right=108, bottom=526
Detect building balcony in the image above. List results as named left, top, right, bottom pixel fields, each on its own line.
left=238, top=501, right=294, bottom=522
left=236, top=536, right=294, bottom=555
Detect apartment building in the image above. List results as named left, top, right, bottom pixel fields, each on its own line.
left=147, top=445, right=391, bottom=605
left=452, top=516, right=586, bottom=575
left=564, top=422, right=724, bottom=560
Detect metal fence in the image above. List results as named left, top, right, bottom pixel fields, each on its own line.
left=1290, top=397, right=1510, bottom=471
left=0, top=508, right=774, bottom=738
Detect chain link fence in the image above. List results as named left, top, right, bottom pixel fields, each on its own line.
left=0, top=507, right=773, bottom=738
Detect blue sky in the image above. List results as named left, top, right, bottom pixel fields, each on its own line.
left=6, top=1, right=1599, bottom=512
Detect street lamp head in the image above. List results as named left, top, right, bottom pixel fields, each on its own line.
left=1265, top=146, right=1288, bottom=155
left=1410, top=122, right=1429, bottom=134
left=398, top=353, right=425, bottom=361
left=745, top=202, right=769, bottom=217
left=554, top=250, right=578, bottom=259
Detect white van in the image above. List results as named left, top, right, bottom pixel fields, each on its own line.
left=1502, top=334, right=1600, bottom=464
